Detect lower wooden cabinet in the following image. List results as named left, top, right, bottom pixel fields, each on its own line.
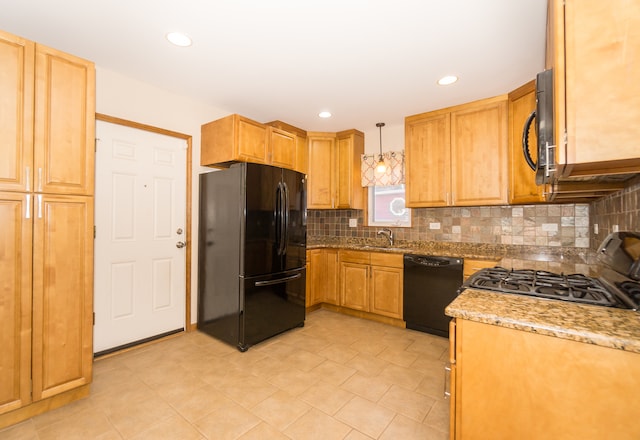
left=0, top=193, right=93, bottom=423
left=449, top=318, right=640, bottom=439
left=339, top=250, right=403, bottom=320
left=369, top=253, right=403, bottom=319
left=306, top=249, right=338, bottom=307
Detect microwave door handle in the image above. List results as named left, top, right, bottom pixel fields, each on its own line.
left=522, top=110, right=537, bottom=171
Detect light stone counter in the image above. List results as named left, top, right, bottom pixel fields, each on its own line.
left=445, top=289, right=640, bottom=353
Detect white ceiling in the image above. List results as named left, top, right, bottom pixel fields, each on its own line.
left=0, top=0, right=547, bottom=132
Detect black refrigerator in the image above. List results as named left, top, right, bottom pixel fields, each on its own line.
left=197, top=163, right=307, bottom=351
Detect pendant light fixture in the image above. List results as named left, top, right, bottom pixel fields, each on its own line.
left=375, top=122, right=386, bottom=174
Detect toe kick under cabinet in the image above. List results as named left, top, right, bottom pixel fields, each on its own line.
left=0, top=29, right=95, bottom=428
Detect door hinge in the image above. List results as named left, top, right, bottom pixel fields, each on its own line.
left=93, top=312, right=95, bottom=325
left=95, top=138, right=98, bottom=152
left=94, top=225, right=96, bottom=238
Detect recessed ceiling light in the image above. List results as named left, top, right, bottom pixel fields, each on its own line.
left=166, top=32, right=192, bottom=47
left=318, top=111, right=332, bottom=118
left=438, top=75, right=458, bottom=86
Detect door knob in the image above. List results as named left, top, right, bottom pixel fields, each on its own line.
left=176, top=241, right=186, bottom=248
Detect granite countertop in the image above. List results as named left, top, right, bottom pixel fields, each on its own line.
left=308, top=237, right=599, bottom=274
left=446, top=289, right=640, bottom=354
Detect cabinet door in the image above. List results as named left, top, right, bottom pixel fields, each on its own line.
left=0, top=31, right=34, bottom=193
left=340, top=262, right=369, bottom=311
left=0, top=192, right=32, bottom=414
left=295, top=135, right=308, bottom=175
left=308, top=249, right=324, bottom=306
left=269, top=127, right=296, bottom=169
left=307, top=135, right=335, bottom=208
left=369, top=265, right=403, bottom=319
left=405, top=113, right=451, bottom=207
left=32, top=195, right=93, bottom=401
left=335, top=130, right=364, bottom=210
left=236, top=116, right=268, bottom=164
left=324, top=250, right=340, bottom=305
left=34, top=44, right=95, bottom=196
left=508, top=81, right=544, bottom=204
left=451, top=98, right=508, bottom=206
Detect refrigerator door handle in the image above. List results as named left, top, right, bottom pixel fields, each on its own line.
left=254, top=273, right=302, bottom=287
left=275, top=182, right=283, bottom=256
left=282, top=181, right=289, bottom=256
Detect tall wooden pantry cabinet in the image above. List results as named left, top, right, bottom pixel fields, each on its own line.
left=0, top=29, right=95, bottom=427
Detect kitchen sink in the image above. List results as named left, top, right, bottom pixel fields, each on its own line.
left=359, top=245, right=407, bottom=253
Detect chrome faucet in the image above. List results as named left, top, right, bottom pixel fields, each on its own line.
left=377, top=228, right=394, bottom=246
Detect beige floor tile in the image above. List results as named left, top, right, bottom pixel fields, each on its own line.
left=267, top=367, right=321, bottom=396
left=377, top=363, right=426, bottom=391
left=284, top=408, right=352, bottom=440
left=30, top=393, right=96, bottom=430
left=168, top=384, right=235, bottom=423
left=0, top=420, right=39, bottom=440
left=36, top=407, right=115, bottom=440
left=6, top=310, right=451, bottom=440
left=378, top=384, right=436, bottom=422
left=424, top=399, right=450, bottom=433
left=194, top=401, right=261, bottom=440
left=310, top=359, right=357, bottom=385
left=340, top=372, right=392, bottom=402
left=237, top=422, right=290, bottom=440
left=130, top=414, right=204, bottom=440
left=344, top=429, right=375, bottom=440
left=107, top=395, right=179, bottom=438
left=299, top=381, right=356, bottom=415
left=345, top=353, right=390, bottom=377
left=416, top=371, right=446, bottom=400
left=334, top=395, right=395, bottom=438
left=251, top=390, right=311, bottom=430
left=218, top=374, right=279, bottom=409
left=379, top=414, right=448, bottom=440
left=377, top=346, right=421, bottom=368
left=349, top=338, right=388, bottom=356
left=283, top=349, right=326, bottom=372
left=317, top=343, right=359, bottom=364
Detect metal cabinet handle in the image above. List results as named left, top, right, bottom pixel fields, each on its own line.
left=444, top=365, right=452, bottom=399
left=176, top=241, right=186, bottom=248
left=25, top=194, right=31, bottom=219
left=37, top=194, right=42, bottom=219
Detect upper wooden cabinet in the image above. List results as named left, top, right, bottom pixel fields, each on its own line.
left=307, top=130, right=364, bottom=209
left=405, top=96, right=508, bottom=207
left=508, top=80, right=544, bottom=204
left=266, top=120, right=308, bottom=174
left=547, top=0, right=640, bottom=178
left=0, top=31, right=95, bottom=196
left=201, top=114, right=301, bottom=171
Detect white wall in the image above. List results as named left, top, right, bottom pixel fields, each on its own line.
left=362, top=122, right=405, bottom=156
left=95, top=66, right=230, bottom=325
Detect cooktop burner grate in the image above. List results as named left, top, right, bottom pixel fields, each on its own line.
left=467, top=267, right=628, bottom=308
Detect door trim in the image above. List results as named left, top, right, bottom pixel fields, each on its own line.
left=95, top=113, right=194, bottom=331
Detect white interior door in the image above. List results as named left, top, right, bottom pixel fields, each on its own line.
left=94, top=120, right=187, bottom=353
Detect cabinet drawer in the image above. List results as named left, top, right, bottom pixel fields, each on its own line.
left=370, top=252, right=403, bottom=268
left=339, top=250, right=370, bottom=264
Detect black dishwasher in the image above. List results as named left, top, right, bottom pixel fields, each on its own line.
left=403, top=254, right=463, bottom=337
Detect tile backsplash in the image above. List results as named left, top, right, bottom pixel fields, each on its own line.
left=589, top=176, right=640, bottom=250
left=308, top=203, right=590, bottom=248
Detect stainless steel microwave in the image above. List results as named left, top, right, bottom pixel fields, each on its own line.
left=523, top=69, right=555, bottom=185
